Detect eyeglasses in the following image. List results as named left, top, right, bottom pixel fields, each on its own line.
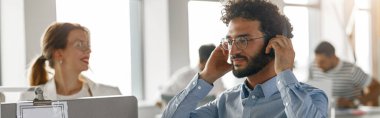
left=73, top=40, right=91, bottom=51
left=220, top=36, right=263, bottom=50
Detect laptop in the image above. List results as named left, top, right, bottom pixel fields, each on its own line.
left=1, top=95, right=138, bottom=118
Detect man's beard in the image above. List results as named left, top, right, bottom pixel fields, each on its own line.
left=232, top=48, right=272, bottom=78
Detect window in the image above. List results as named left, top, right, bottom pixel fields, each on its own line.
left=188, top=1, right=243, bottom=88
left=56, top=0, right=131, bottom=95
left=354, top=0, right=371, bottom=74
left=284, top=0, right=309, bottom=5
left=188, top=1, right=226, bottom=68
left=284, top=0, right=320, bottom=82
left=284, top=6, right=310, bottom=82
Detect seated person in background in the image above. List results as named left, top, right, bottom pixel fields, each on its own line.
left=159, top=44, right=226, bottom=106
left=309, top=41, right=380, bottom=108
left=20, top=22, right=121, bottom=101
left=162, top=0, right=328, bottom=117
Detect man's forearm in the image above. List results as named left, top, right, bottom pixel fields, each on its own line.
left=162, top=74, right=213, bottom=118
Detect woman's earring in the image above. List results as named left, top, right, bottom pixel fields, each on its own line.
left=59, top=60, right=63, bottom=64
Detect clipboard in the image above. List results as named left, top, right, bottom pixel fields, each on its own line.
left=9, top=87, right=68, bottom=118
left=16, top=101, right=68, bottom=118
left=1, top=87, right=138, bottom=118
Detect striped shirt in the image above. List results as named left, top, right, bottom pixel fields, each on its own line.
left=309, top=60, right=372, bottom=98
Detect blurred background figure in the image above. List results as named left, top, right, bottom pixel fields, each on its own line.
left=309, top=41, right=380, bottom=108
left=19, top=22, right=121, bottom=101
left=158, top=44, right=226, bottom=108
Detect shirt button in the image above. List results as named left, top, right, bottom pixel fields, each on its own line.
left=193, top=82, right=196, bottom=85
left=285, top=102, right=288, bottom=106
left=176, top=103, right=179, bottom=106
left=197, top=86, right=202, bottom=90
left=252, top=96, right=256, bottom=99
left=277, top=81, right=281, bottom=85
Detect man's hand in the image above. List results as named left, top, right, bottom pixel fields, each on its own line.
left=337, top=97, right=356, bottom=108
left=359, top=79, right=380, bottom=106
left=265, top=35, right=295, bottom=74
left=200, top=45, right=232, bottom=84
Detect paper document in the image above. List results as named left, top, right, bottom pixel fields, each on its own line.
left=17, top=101, right=68, bottom=118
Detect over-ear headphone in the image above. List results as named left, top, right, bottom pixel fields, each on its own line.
left=264, top=34, right=275, bottom=58
left=264, top=26, right=289, bottom=58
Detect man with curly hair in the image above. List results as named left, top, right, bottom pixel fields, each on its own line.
left=162, top=0, right=328, bottom=117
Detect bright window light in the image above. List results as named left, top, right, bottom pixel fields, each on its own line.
left=56, top=0, right=131, bottom=95
left=284, top=0, right=309, bottom=5
left=284, top=6, right=310, bottom=82
left=188, top=1, right=227, bottom=68
left=355, top=0, right=370, bottom=9
left=188, top=1, right=244, bottom=88
left=355, top=10, right=371, bottom=74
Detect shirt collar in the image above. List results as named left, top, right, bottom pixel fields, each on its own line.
left=241, top=76, right=278, bottom=99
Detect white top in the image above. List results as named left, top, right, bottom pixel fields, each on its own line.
left=160, top=66, right=226, bottom=96
left=56, top=83, right=91, bottom=100
left=19, top=76, right=121, bottom=101
left=309, top=60, right=372, bottom=98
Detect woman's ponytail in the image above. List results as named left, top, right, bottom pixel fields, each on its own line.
left=29, top=55, right=48, bottom=86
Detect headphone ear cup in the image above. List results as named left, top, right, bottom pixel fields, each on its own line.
left=263, top=34, right=275, bottom=58
left=269, top=48, right=275, bottom=58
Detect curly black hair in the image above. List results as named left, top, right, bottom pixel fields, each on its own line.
left=221, top=0, right=293, bottom=39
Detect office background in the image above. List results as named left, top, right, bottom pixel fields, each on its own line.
left=1, top=0, right=380, bottom=115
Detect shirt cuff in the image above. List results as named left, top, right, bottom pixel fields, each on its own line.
left=276, top=69, right=299, bottom=89
left=184, top=74, right=213, bottom=99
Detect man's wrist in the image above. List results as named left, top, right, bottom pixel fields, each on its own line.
left=199, top=72, right=215, bottom=85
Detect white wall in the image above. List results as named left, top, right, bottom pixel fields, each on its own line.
left=24, top=0, right=56, bottom=64
left=0, top=0, right=56, bottom=103
left=142, top=0, right=195, bottom=101
left=0, top=0, right=56, bottom=86
left=320, top=0, right=355, bottom=62
left=143, top=0, right=170, bottom=101
left=168, top=0, right=190, bottom=74
left=0, top=0, right=26, bottom=86
left=130, top=0, right=144, bottom=100
left=1, top=0, right=26, bottom=103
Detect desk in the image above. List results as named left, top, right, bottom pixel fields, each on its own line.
left=335, top=106, right=380, bottom=118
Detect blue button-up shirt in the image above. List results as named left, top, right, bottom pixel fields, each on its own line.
left=162, top=70, right=328, bottom=118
